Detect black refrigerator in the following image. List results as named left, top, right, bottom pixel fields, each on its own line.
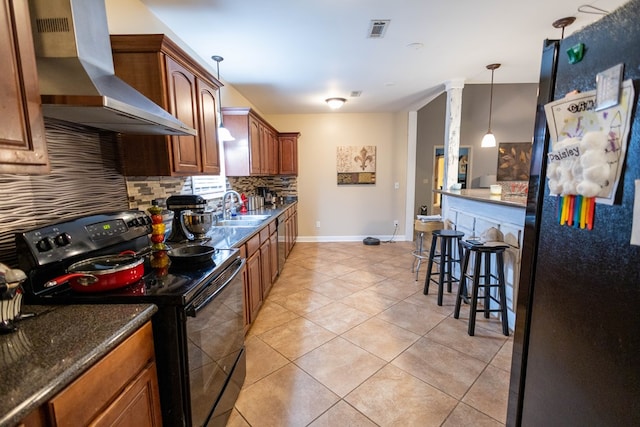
left=509, top=0, right=640, bottom=425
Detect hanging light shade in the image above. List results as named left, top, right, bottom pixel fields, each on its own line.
left=481, top=63, right=501, bottom=148
left=211, top=55, right=234, bottom=142
left=325, top=97, right=346, bottom=109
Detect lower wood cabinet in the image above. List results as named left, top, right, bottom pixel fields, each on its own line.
left=20, top=321, right=161, bottom=427
left=244, top=233, right=263, bottom=328
left=284, top=205, right=298, bottom=258
left=269, top=226, right=278, bottom=284
left=241, top=219, right=280, bottom=332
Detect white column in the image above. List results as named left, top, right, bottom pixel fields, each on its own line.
left=442, top=80, right=464, bottom=217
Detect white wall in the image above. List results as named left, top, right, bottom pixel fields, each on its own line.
left=267, top=113, right=409, bottom=241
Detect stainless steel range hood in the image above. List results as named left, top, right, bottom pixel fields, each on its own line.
left=28, top=0, right=196, bottom=136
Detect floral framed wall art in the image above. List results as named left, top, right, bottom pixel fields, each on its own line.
left=497, top=142, right=532, bottom=181
left=336, top=146, right=376, bottom=185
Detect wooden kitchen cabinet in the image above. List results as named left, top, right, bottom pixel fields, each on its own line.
left=285, top=205, right=298, bottom=258
left=110, top=34, right=221, bottom=176
left=20, top=322, right=162, bottom=427
left=244, top=233, right=263, bottom=325
left=222, top=107, right=279, bottom=176
left=0, top=0, right=49, bottom=174
left=269, top=223, right=278, bottom=284
left=240, top=219, right=280, bottom=331
left=259, top=222, right=277, bottom=298
left=278, top=133, right=299, bottom=175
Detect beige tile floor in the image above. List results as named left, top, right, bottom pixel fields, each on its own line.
left=227, top=241, right=513, bottom=427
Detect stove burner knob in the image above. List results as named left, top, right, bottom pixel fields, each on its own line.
left=137, top=216, right=148, bottom=226
left=128, top=218, right=139, bottom=227
left=35, top=238, right=53, bottom=252
left=54, top=233, right=72, bottom=247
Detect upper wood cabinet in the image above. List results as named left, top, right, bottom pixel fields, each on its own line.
left=110, top=34, right=221, bottom=176
left=278, top=132, right=299, bottom=176
left=222, top=107, right=275, bottom=176
left=222, top=107, right=298, bottom=177
left=0, top=0, right=49, bottom=174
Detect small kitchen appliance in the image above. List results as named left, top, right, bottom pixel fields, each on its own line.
left=15, top=210, right=246, bottom=426
left=166, top=195, right=208, bottom=242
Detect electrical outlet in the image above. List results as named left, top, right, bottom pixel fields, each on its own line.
left=316, top=221, right=321, bottom=228
left=393, top=220, right=399, bottom=227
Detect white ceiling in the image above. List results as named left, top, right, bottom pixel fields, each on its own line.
left=139, top=0, right=629, bottom=114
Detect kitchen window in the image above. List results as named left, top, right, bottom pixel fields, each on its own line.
left=192, top=174, right=226, bottom=199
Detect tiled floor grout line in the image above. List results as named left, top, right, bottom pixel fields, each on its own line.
left=230, top=242, right=511, bottom=426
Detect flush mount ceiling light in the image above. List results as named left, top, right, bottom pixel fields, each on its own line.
left=481, top=63, right=501, bottom=148
left=211, top=55, right=234, bottom=142
left=326, top=97, right=346, bottom=109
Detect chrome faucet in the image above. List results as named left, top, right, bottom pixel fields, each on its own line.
left=222, top=190, right=242, bottom=220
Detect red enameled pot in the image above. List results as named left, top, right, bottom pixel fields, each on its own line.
left=44, top=251, right=144, bottom=293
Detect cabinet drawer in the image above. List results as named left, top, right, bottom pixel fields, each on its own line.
left=259, top=226, right=270, bottom=244
left=246, top=233, right=261, bottom=255
left=47, top=322, right=155, bottom=427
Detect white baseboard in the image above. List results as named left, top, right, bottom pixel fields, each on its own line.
left=297, top=235, right=408, bottom=243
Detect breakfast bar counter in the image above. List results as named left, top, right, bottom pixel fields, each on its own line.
left=436, top=188, right=527, bottom=329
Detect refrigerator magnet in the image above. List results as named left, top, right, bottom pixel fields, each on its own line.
left=595, top=63, right=624, bottom=111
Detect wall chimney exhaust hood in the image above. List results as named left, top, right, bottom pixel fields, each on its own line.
left=28, top=0, right=196, bottom=136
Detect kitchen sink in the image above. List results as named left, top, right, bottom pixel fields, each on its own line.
left=216, top=219, right=264, bottom=227
left=213, top=214, right=271, bottom=228
left=225, top=214, right=271, bottom=221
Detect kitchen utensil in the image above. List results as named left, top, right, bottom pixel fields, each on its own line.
left=44, top=251, right=144, bottom=293
left=166, top=195, right=208, bottom=242
left=0, top=264, right=27, bottom=333
left=181, top=211, right=215, bottom=240
left=167, top=245, right=216, bottom=266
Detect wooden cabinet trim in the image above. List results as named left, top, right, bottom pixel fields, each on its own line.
left=111, top=34, right=221, bottom=87
left=0, top=0, right=49, bottom=174
left=47, top=322, right=155, bottom=427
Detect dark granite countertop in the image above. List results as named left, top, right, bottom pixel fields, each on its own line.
left=0, top=304, right=157, bottom=427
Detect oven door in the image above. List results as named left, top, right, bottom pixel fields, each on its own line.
left=185, top=257, right=246, bottom=427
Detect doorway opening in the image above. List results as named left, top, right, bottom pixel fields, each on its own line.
left=433, top=146, right=472, bottom=213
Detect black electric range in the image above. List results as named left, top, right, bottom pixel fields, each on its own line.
left=16, top=211, right=246, bottom=426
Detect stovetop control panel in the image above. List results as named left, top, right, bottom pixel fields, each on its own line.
left=16, top=210, right=151, bottom=267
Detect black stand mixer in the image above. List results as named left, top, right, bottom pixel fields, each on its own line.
left=166, top=195, right=208, bottom=242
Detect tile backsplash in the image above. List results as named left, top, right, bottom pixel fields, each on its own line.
left=0, top=120, right=128, bottom=267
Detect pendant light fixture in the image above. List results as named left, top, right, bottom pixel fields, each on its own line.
left=552, top=16, right=576, bottom=39
left=211, top=55, right=234, bottom=142
left=481, top=63, right=501, bottom=148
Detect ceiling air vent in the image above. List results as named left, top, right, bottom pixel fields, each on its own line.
left=350, top=91, right=363, bottom=98
left=367, top=20, right=390, bottom=38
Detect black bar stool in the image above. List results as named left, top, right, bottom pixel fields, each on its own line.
left=454, top=240, right=510, bottom=336
left=423, top=229, right=464, bottom=306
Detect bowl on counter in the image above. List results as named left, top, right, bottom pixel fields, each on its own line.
left=181, top=211, right=215, bottom=239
